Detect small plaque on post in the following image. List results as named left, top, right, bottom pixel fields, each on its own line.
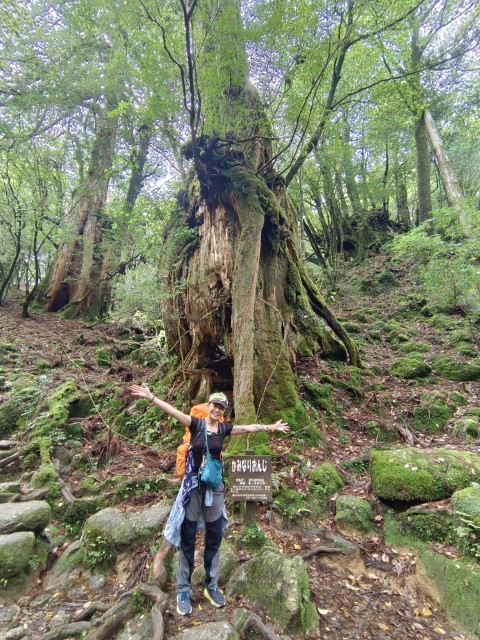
left=228, top=455, right=272, bottom=502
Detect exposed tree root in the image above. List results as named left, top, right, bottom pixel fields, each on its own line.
left=0, top=450, right=21, bottom=468
left=301, top=546, right=350, bottom=559
left=38, top=622, right=92, bottom=640
left=38, top=540, right=174, bottom=640
left=72, top=602, right=110, bottom=622
left=239, top=612, right=284, bottom=640
left=396, top=422, right=417, bottom=446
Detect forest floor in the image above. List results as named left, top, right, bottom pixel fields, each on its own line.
left=0, top=254, right=479, bottom=640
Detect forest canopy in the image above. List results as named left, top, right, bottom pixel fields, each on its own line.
left=1, top=0, right=479, bottom=425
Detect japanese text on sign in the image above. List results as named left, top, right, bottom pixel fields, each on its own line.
left=228, top=455, right=272, bottom=502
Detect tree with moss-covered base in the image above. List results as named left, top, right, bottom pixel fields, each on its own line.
left=158, top=0, right=359, bottom=450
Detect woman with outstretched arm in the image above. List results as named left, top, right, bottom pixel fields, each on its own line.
left=128, top=384, right=289, bottom=616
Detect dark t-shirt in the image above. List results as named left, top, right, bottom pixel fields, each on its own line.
left=189, top=416, right=233, bottom=471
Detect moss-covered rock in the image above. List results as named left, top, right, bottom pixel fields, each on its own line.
left=401, top=342, right=431, bottom=354
left=225, top=545, right=319, bottom=637
left=0, top=531, right=35, bottom=578
left=341, top=321, right=363, bottom=334
left=428, top=314, right=455, bottom=330
left=370, top=448, right=480, bottom=502
left=0, top=501, right=51, bottom=534
left=309, top=463, right=344, bottom=510
left=412, top=392, right=455, bottom=434
left=34, top=359, right=52, bottom=370
left=83, top=503, right=170, bottom=550
left=0, top=398, right=22, bottom=437
left=453, top=418, right=479, bottom=440
left=334, top=496, right=375, bottom=535
left=273, top=487, right=310, bottom=523
left=447, top=328, right=476, bottom=345
left=26, top=380, right=80, bottom=441
left=431, top=356, right=480, bottom=381
left=131, top=346, right=163, bottom=367
left=418, top=550, right=480, bottom=638
left=388, top=357, right=431, bottom=379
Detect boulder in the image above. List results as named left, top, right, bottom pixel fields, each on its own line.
left=0, top=482, right=21, bottom=494
left=370, top=448, right=480, bottom=502
left=0, top=531, right=35, bottom=578
left=417, top=550, right=480, bottom=638
left=226, top=545, right=319, bottom=637
left=115, top=613, right=154, bottom=640
left=174, top=621, right=238, bottom=640
left=309, top=462, right=344, bottom=510
left=82, top=502, right=170, bottom=549
left=0, top=500, right=51, bottom=534
left=42, top=540, right=83, bottom=588
left=412, top=392, right=455, bottom=434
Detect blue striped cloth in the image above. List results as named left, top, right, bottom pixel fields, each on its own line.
left=163, top=447, right=227, bottom=547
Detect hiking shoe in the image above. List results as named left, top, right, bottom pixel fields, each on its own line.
left=176, top=591, right=192, bottom=616
left=204, top=586, right=225, bottom=608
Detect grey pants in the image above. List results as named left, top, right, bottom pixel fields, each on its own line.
left=177, top=483, right=225, bottom=593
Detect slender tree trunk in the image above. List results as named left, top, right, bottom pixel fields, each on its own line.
left=410, top=23, right=432, bottom=224
left=0, top=226, right=22, bottom=306
left=414, top=111, right=432, bottom=223
left=424, top=109, right=467, bottom=232
left=395, top=170, right=410, bottom=227
left=341, top=120, right=362, bottom=215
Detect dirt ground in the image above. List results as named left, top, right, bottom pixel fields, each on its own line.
left=0, top=261, right=479, bottom=640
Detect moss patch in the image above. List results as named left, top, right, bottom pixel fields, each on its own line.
left=388, top=357, right=431, bottom=379
left=370, top=448, right=480, bottom=502
left=451, top=487, right=480, bottom=524
left=412, top=392, right=455, bottom=434
left=309, top=463, right=344, bottom=511
left=431, top=356, right=480, bottom=381
left=399, top=508, right=453, bottom=543
left=302, top=381, right=332, bottom=412
left=401, top=342, right=431, bottom=354
left=334, top=496, right=375, bottom=535
left=418, top=550, right=480, bottom=638
left=453, top=418, right=479, bottom=440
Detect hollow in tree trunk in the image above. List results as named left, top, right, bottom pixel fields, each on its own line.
left=159, top=1, right=359, bottom=451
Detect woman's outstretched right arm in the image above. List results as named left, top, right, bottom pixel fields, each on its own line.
left=128, top=384, right=192, bottom=427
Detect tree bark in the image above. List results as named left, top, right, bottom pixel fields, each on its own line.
left=414, top=110, right=432, bottom=223
left=424, top=109, right=467, bottom=232
left=161, top=0, right=359, bottom=443
left=37, top=98, right=119, bottom=318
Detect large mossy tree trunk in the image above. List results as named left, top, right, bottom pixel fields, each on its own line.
left=37, top=98, right=118, bottom=318
left=161, top=0, right=359, bottom=450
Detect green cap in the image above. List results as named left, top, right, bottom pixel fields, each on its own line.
left=208, top=392, right=229, bottom=408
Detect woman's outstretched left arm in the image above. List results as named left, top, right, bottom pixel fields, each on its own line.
left=231, top=420, right=289, bottom=435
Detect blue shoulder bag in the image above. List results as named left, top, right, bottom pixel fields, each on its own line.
left=198, top=420, right=223, bottom=489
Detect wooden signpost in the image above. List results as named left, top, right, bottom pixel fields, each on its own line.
left=228, top=450, right=272, bottom=522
